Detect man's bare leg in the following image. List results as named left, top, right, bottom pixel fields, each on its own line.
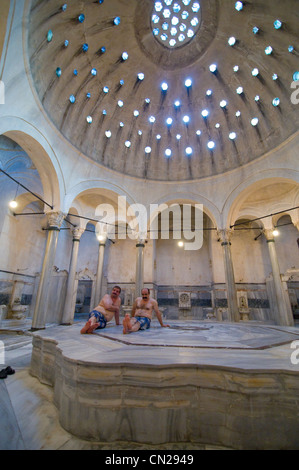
left=123, top=316, right=141, bottom=334
left=80, top=314, right=97, bottom=334
left=123, top=314, right=131, bottom=334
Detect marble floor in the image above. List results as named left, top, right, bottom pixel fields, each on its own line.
left=1, top=319, right=299, bottom=450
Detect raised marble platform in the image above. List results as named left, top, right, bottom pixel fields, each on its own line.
left=30, top=320, right=299, bottom=449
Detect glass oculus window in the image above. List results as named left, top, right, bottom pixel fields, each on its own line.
left=151, top=1, right=201, bottom=48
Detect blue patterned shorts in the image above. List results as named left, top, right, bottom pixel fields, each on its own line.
left=89, top=310, right=107, bottom=329
left=135, top=316, right=151, bottom=330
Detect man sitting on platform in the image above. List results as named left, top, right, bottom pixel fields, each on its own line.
left=80, top=286, right=121, bottom=334
left=123, top=288, right=169, bottom=334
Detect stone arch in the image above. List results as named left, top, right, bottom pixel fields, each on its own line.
left=222, top=171, right=299, bottom=230
left=0, top=118, right=65, bottom=211
left=148, top=191, right=220, bottom=231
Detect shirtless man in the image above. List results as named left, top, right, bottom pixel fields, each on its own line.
left=123, top=288, right=169, bottom=334
left=80, top=286, right=121, bottom=334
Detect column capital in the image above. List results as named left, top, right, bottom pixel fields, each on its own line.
left=72, top=227, right=85, bottom=241
left=46, top=211, right=65, bottom=230
left=264, top=228, right=275, bottom=242
left=217, top=228, right=234, bottom=245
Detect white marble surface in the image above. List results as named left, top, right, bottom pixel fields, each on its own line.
left=2, top=321, right=299, bottom=450
left=30, top=320, right=299, bottom=372
left=0, top=333, right=219, bottom=450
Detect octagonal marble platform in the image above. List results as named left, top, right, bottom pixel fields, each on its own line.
left=30, top=321, right=299, bottom=449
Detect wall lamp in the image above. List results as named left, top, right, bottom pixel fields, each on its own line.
left=0, top=169, right=53, bottom=210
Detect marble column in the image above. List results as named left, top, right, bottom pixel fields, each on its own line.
left=264, top=229, right=294, bottom=326
left=61, top=228, right=85, bottom=325
left=31, top=212, right=64, bottom=330
left=94, top=241, right=106, bottom=307
left=218, top=229, right=240, bottom=322
left=135, top=240, right=145, bottom=298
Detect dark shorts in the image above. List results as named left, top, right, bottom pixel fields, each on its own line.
left=89, top=310, right=107, bottom=329
left=135, top=316, right=151, bottom=330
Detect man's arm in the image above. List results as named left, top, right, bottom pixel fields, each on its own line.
left=131, top=300, right=137, bottom=317
left=153, top=301, right=169, bottom=328
left=101, top=294, right=119, bottom=312
left=114, top=307, right=120, bottom=325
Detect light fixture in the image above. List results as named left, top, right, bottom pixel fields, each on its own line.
left=165, top=148, right=172, bottom=157
left=9, top=198, right=18, bottom=209
left=207, top=141, right=215, bottom=149
left=2, top=169, right=53, bottom=210
left=273, top=20, right=282, bottom=30
left=86, top=116, right=92, bottom=124
left=185, top=78, right=192, bottom=87
left=272, top=97, right=280, bottom=107
left=183, top=115, right=190, bottom=124
left=233, top=65, right=239, bottom=72
left=97, top=233, right=107, bottom=242
left=133, top=110, right=139, bottom=117
left=251, top=117, right=259, bottom=126
left=229, top=132, right=237, bottom=140
left=220, top=100, right=227, bottom=108
left=166, top=117, right=173, bottom=125
left=118, top=100, right=124, bottom=107
left=201, top=109, right=209, bottom=118
left=161, top=82, right=168, bottom=91
left=209, top=63, right=217, bottom=73
left=185, top=147, right=193, bottom=155
left=174, top=100, right=181, bottom=107
left=272, top=229, right=279, bottom=237
left=145, top=146, right=151, bottom=154
left=236, top=86, right=243, bottom=94
left=137, top=72, right=145, bottom=81
left=122, top=52, right=129, bottom=60
left=265, top=46, right=273, bottom=55
left=252, top=68, right=259, bottom=76
left=228, top=37, right=236, bottom=46
left=125, top=141, right=131, bottom=148
left=235, top=1, right=243, bottom=11
left=156, top=134, right=161, bottom=140
left=178, top=241, right=184, bottom=247
left=105, top=130, right=112, bottom=138
left=149, top=116, right=156, bottom=123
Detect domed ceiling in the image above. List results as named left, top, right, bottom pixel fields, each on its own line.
left=28, top=0, right=299, bottom=181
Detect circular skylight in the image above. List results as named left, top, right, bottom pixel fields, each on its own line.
left=151, top=1, right=201, bottom=49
